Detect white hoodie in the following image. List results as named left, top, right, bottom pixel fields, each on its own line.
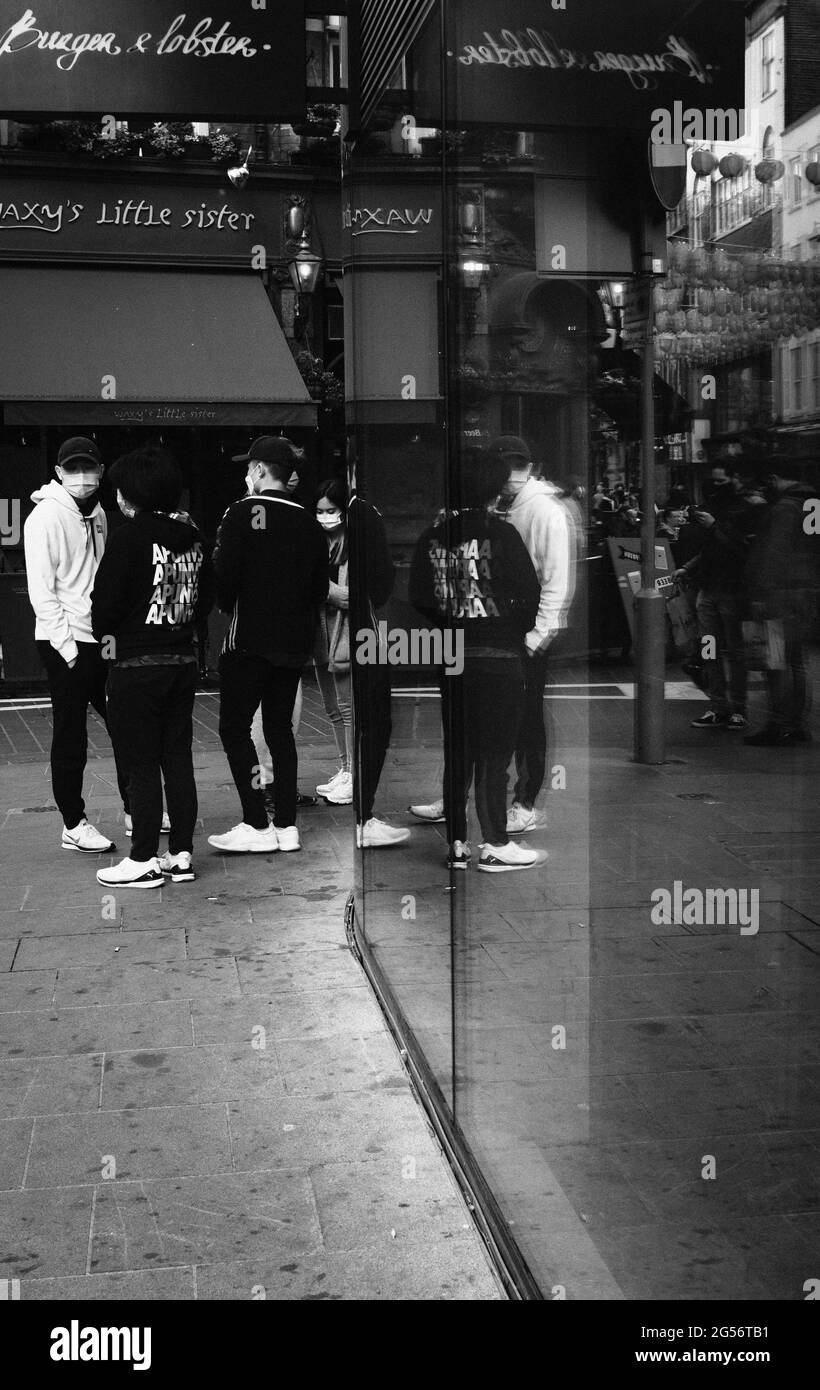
left=500, top=478, right=574, bottom=652
left=23, top=481, right=107, bottom=664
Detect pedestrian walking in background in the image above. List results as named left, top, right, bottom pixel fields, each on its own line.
left=313, top=478, right=354, bottom=806
left=209, top=437, right=329, bottom=855
left=91, top=446, right=213, bottom=889
left=491, top=435, right=574, bottom=836
left=23, top=436, right=130, bottom=854
left=744, top=469, right=818, bottom=747
left=674, top=466, right=757, bottom=731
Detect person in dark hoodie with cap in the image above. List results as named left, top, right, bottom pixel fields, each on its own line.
left=91, top=445, right=213, bottom=888
left=409, top=451, right=541, bottom=872
left=209, top=436, right=329, bottom=855
left=24, top=436, right=130, bottom=855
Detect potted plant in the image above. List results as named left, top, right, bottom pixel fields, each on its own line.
left=295, top=352, right=344, bottom=406
left=208, top=129, right=241, bottom=163
left=146, top=122, right=192, bottom=158
left=291, top=103, right=339, bottom=139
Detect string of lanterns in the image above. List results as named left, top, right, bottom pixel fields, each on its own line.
left=624, top=156, right=820, bottom=363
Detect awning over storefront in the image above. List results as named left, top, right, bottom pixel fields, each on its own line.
left=344, top=268, right=443, bottom=422
left=0, top=268, right=316, bottom=428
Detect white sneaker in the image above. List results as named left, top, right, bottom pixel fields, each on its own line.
left=62, top=820, right=115, bottom=854
left=207, top=823, right=278, bottom=854
left=125, top=812, right=171, bottom=837
left=323, top=771, right=353, bottom=804
left=275, top=825, right=301, bottom=853
left=448, top=840, right=471, bottom=870
left=357, top=817, right=411, bottom=848
left=408, top=799, right=445, bottom=823
left=96, top=856, right=163, bottom=889
left=316, top=768, right=346, bottom=796
left=159, top=851, right=195, bottom=883
left=506, top=803, right=545, bottom=835
left=478, top=841, right=541, bottom=873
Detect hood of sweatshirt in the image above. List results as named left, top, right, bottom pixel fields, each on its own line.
left=506, top=477, right=563, bottom=513
left=30, top=479, right=104, bottom=520
left=130, top=509, right=201, bottom=553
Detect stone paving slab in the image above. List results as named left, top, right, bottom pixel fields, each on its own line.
left=25, top=1106, right=234, bottom=1188
left=0, top=1000, right=193, bottom=1059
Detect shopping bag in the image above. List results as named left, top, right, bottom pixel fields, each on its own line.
left=666, top=587, right=698, bottom=653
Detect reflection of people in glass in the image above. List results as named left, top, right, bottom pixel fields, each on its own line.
left=744, top=470, right=817, bottom=747
left=491, top=436, right=574, bottom=836
left=409, top=453, right=541, bottom=872
left=313, top=479, right=353, bottom=805
left=348, top=443, right=410, bottom=847
left=674, top=466, right=756, bottom=732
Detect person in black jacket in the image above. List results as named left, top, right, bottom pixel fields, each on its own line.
left=673, top=466, right=757, bottom=731
left=409, top=453, right=541, bottom=872
left=91, top=446, right=214, bottom=889
left=209, top=436, right=329, bottom=855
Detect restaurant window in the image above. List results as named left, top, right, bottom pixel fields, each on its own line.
left=791, top=343, right=805, bottom=411
left=791, top=158, right=803, bottom=205
left=761, top=30, right=776, bottom=96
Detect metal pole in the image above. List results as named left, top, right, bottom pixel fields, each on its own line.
left=634, top=215, right=666, bottom=764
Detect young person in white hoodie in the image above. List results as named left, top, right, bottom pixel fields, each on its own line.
left=23, top=437, right=129, bottom=853
left=491, top=436, right=575, bottom=836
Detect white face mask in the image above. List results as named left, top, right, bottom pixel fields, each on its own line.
left=316, top=510, right=343, bottom=531
left=245, top=467, right=261, bottom=497
left=59, top=470, right=100, bottom=500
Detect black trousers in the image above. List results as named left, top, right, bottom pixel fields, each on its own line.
left=513, top=650, right=551, bottom=809
left=219, top=651, right=301, bottom=829
left=441, top=656, right=525, bottom=845
left=106, top=664, right=198, bottom=861
left=37, top=640, right=130, bottom=829
left=352, top=662, right=392, bottom=823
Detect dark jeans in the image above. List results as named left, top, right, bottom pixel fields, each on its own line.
left=441, top=656, right=524, bottom=845
left=352, top=662, right=392, bottom=823
left=695, top=589, right=747, bottom=717
left=764, top=591, right=815, bottom=732
left=219, top=651, right=301, bottom=829
left=513, top=650, right=551, bottom=810
left=106, top=663, right=198, bottom=861
left=37, top=640, right=130, bottom=829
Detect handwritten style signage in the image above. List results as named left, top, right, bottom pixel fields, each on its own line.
left=415, top=1, right=744, bottom=132
left=342, top=180, right=441, bottom=264
left=0, top=177, right=285, bottom=262
left=0, top=3, right=305, bottom=120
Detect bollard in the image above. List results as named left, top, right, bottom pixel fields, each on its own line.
left=634, top=587, right=667, bottom=763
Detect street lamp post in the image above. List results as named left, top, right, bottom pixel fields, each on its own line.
left=634, top=215, right=666, bottom=765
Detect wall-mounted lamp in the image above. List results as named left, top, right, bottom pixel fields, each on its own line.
left=227, top=146, right=253, bottom=189
left=288, top=231, right=323, bottom=297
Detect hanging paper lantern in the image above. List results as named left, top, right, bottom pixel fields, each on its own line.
left=804, top=161, right=820, bottom=187
left=700, top=314, right=713, bottom=332
left=672, top=310, right=687, bottom=333
left=713, top=248, right=731, bottom=277
left=655, top=310, right=670, bottom=332
left=755, top=158, right=785, bottom=183
left=668, top=240, right=688, bottom=270
left=719, top=153, right=745, bottom=179
left=686, top=308, right=699, bottom=332
left=698, top=288, right=715, bottom=313
left=713, top=289, right=729, bottom=315
left=653, top=286, right=668, bottom=311
left=691, top=149, right=717, bottom=177
left=657, top=332, right=675, bottom=355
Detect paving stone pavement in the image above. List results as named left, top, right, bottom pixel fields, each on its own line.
left=0, top=728, right=502, bottom=1302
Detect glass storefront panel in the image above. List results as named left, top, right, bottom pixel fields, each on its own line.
left=348, top=0, right=820, bottom=1299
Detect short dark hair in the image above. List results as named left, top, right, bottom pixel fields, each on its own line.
left=314, top=477, right=349, bottom=512
left=461, top=453, right=510, bottom=509
left=109, top=445, right=182, bottom=512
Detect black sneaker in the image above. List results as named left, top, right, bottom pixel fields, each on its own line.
left=691, top=710, right=728, bottom=728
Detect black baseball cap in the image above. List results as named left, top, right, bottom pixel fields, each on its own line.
left=232, top=436, right=297, bottom=467
left=489, top=435, right=531, bottom=462
left=57, top=436, right=102, bottom=468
